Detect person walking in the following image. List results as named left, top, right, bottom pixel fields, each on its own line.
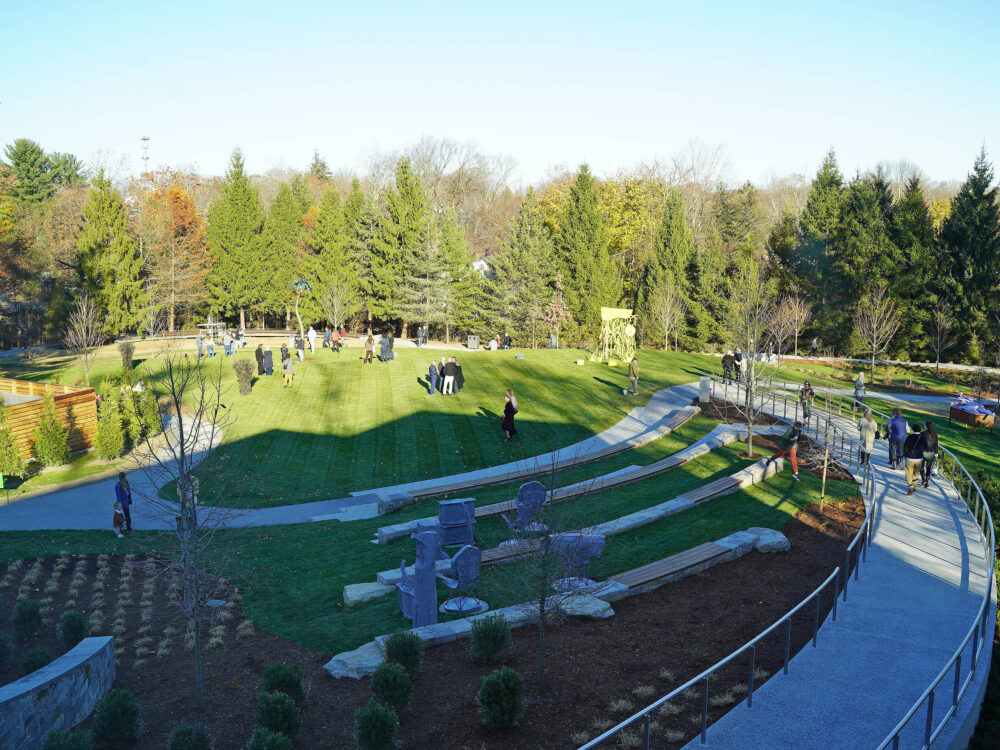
left=454, top=358, right=465, bottom=393
left=799, top=381, right=815, bottom=425
left=282, top=352, right=294, bottom=388
left=852, top=373, right=866, bottom=413
left=733, top=348, right=744, bottom=381
left=196, top=333, right=204, bottom=360
left=623, top=357, right=639, bottom=395
left=263, top=346, right=274, bottom=376
left=442, top=357, right=456, bottom=394
left=919, top=421, right=939, bottom=488
left=885, top=408, right=909, bottom=470
left=903, top=423, right=924, bottom=495
left=205, top=334, right=215, bottom=358
left=255, top=343, right=265, bottom=376
left=379, top=335, right=389, bottom=362
left=307, top=326, right=317, bottom=354
left=295, top=334, right=305, bottom=362
left=323, top=326, right=331, bottom=349
left=331, top=328, right=342, bottom=352
left=280, top=342, right=289, bottom=364
left=114, top=472, right=134, bottom=532
left=223, top=330, right=233, bottom=357
left=764, top=422, right=802, bottom=481
left=428, top=361, right=439, bottom=395
left=857, top=408, right=878, bottom=466
left=506, top=388, right=518, bottom=412
left=364, top=335, right=374, bottom=364
left=501, top=393, right=518, bottom=441
left=809, top=337, right=819, bottom=357
left=721, top=351, right=735, bottom=383
left=388, top=332, right=395, bottom=360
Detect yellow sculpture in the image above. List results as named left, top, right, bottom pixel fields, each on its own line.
left=592, top=307, right=637, bottom=363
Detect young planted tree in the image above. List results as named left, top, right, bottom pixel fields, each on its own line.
left=929, top=305, right=958, bottom=375
left=542, top=274, right=572, bottom=347
left=0, top=399, right=27, bottom=479
left=854, top=285, right=901, bottom=380
left=63, top=294, right=104, bottom=386
left=648, top=280, right=685, bottom=351
left=290, top=277, right=312, bottom=340
left=783, top=296, right=811, bottom=356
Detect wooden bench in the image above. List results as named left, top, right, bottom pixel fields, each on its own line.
left=481, top=539, right=540, bottom=566
left=949, top=405, right=995, bottom=435
left=609, top=542, right=731, bottom=590
left=675, top=476, right=740, bottom=504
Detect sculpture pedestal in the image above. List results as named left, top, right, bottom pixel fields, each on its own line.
left=553, top=577, right=597, bottom=593
left=439, top=597, right=489, bottom=615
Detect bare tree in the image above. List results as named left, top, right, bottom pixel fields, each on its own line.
left=63, top=294, right=104, bottom=386
left=648, top=282, right=686, bottom=351
left=854, top=286, right=901, bottom=380
left=930, top=306, right=958, bottom=376
left=726, top=259, right=779, bottom=457
left=318, top=275, right=361, bottom=331
left=783, top=296, right=812, bottom=357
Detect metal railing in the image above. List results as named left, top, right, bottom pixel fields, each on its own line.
left=578, top=379, right=877, bottom=749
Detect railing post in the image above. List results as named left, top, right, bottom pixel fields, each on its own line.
left=642, top=714, right=651, bottom=750
left=832, top=570, right=839, bottom=621
left=783, top=619, right=791, bottom=674
left=747, top=645, right=757, bottom=706
left=843, top=549, right=850, bottom=601
left=952, top=658, right=961, bottom=710
left=812, top=595, right=820, bottom=646
left=924, top=690, right=935, bottom=745
left=700, top=677, right=709, bottom=743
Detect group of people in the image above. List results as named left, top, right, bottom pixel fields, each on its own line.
left=720, top=349, right=745, bottom=382
left=427, top=357, right=465, bottom=395
left=487, top=334, right=512, bottom=351
left=363, top=333, right=396, bottom=363
left=252, top=342, right=296, bottom=387
left=874, top=409, right=939, bottom=494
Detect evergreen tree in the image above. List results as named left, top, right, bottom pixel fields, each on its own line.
left=343, top=179, right=379, bottom=332
left=716, top=181, right=765, bottom=259
left=260, top=184, right=307, bottom=321
left=32, top=395, right=69, bottom=467
left=832, top=176, right=902, bottom=297
left=76, top=171, right=146, bottom=334
left=313, top=186, right=361, bottom=327
left=399, top=223, right=448, bottom=334
left=939, top=148, right=1000, bottom=350
left=309, top=150, right=331, bottom=181
left=636, top=190, right=694, bottom=341
left=289, top=175, right=313, bottom=215
left=437, top=207, right=475, bottom=342
left=891, top=177, right=936, bottom=356
left=48, top=153, right=86, bottom=188
left=800, top=150, right=844, bottom=239
left=371, top=158, right=430, bottom=332
left=556, top=165, right=620, bottom=329
left=206, top=149, right=265, bottom=329
left=0, top=399, right=27, bottom=478
left=2, top=138, right=52, bottom=202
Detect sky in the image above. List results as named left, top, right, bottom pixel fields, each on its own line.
left=1, top=0, right=998, bottom=187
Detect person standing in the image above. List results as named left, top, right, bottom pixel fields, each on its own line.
left=237, top=328, right=245, bottom=349
left=764, top=422, right=802, bottom=481
left=809, top=337, right=819, bottom=357
left=506, top=388, right=518, bottom=412
left=224, top=330, right=234, bottom=357
left=886, top=408, right=909, bottom=469
left=501, top=393, right=518, bottom=441
left=114, top=472, right=134, bottom=532
left=205, top=334, right=215, bottom=358
left=196, top=333, right=204, bottom=360
left=623, top=357, right=639, bottom=395
left=379, top=335, right=389, bottom=362
left=919, top=421, right=938, bottom=488
left=454, top=358, right=465, bottom=393
left=721, top=351, right=735, bottom=383
left=852, top=373, right=866, bottom=413
left=307, top=326, right=317, bottom=354
left=112, top=501, right=126, bottom=538
left=331, top=328, right=341, bottom=352
left=323, top=326, right=332, bottom=349
left=903, top=423, right=924, bottom=495
left=280, top=342, right=289, bottom=364
left=733, top=348, right=744, bottom=381
left=799, top=381, right=815, bottom=425
left=857, top=408, right=878, bottom=466
left=295, top=334, right=305, bottom=362
left=364, top=335, right=374, bottom=364
left=263, top=346, right=274, bottom=376
left=428, top=361, right=439, bottom=395
left=282, top=352, right=294, bottom=388
left=442, top=357, right=456, bottom=394
left=388, top=332, right=395, bottom=360
left=255, top=343, right=265, bottom=376
left=340, top=324, right=347, bottom=338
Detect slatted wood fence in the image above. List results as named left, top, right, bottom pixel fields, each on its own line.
left=0, top=378, right=97, bottom=458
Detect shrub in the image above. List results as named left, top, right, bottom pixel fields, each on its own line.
left=32, top=394, right=69, bottom=467
left=259, top=662, right=304, bottom=706
left=21, top=646, right=53, bottom=675
left=471, top=613, right=511, bottom=662
left=371, top=662, right=412, bottom=713
left=255, top=690, right=300, bottom=738
left=59, top=610, right=88, bottom=649
left=138, top=389, right=161, bottom=437
left=94, top=397, right=125, bottom=460
left=383, top=631, right=421, bottom=677
left=233, top=359, right=255, bottom=396
left=354, top=700, right=398, bottom=750
left=13, top=599, right=42, bottom=640
left=167, top=723, right=212, bottom=750
left=92, top=689, right=141, bottom=746
left=0, top=399, right=27, bottom=478
left=243, top=728, right=291, bottom=750
left=118, top=341, right=135, bottom=371
left=42, top=729, right=91, bottom=750
left=477, top=667, right=525, bottom=728
left=0, top=631, right=12, bottom=666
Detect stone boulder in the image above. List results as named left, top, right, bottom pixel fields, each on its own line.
left=747, top=527, right=791, bottom=553
left=324, top=641, right=385, bottom=679
left=343, top=582, right=394, bottom=607
left=558, top=593, right=614, bottom=619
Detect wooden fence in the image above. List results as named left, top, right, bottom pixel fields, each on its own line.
left=0, top=378, right=97, bottom=459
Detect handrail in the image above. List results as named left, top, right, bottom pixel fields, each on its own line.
left=577, top=378, right=877, bottom=749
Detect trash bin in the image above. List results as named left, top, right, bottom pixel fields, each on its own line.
left=467, top=335, right=479, bottom=350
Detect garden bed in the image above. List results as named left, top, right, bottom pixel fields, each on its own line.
left=1, top=497, right=863, bottom=748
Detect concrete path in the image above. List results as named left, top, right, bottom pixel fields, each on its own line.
left=0, top=383, right=699, bottom=531
left=683, top=392, right=994, bottom=749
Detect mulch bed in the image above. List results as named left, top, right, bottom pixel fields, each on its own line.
left=1, top=497, right=864, bottom=749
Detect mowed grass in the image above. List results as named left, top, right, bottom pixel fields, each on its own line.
left=2, top=346, right=721, bottom=507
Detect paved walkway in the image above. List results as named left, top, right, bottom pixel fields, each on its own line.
left=684, top=391, right=994, bottom=749
left=0, top=383, right=699, bottom=531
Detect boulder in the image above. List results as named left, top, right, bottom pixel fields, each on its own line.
left=324, top=641, right=385, bottom=679
left=558, top=593, right=614, bottom=619
left=343, top=582, right=394, bottom=607
left=748, top=527, right=791, bottom=554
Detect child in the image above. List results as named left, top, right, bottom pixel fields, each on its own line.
left=113, top=502, right=126, bottom=538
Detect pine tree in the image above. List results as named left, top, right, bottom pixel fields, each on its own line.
left=48, top=152, right=85, bottom=188
left=0, top=399, right=27, bottom=478
left=800, top=150, right=844, bottom=239
left=289, top=175, right=313, bottom=215
left=636, top=190, right=694, bottom=340
left=438, top=207, right=475, bottom=342
left=206, top=149, right=265, bottom=329
left=343, top=179, right=379, bottom=332
left=313, top=186, right=361, bottom=327
left=371, top=158, right=430, bottom=333
left=32, top=395, right=69, bottom=467
left=556, top=165, right=620, bottom=329
left=260, top=184, right=307, bottom=322
left=3, top=138, right=53, bottom=202
left=399, top=223, right=448, bottom=334
left=309, top=150, right=331, bottom=181
left=891, top=177, right=935, bottom=357
left=76, top=171, right=146, bottom=334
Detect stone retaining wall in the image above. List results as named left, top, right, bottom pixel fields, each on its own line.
left=0, top=636, right=114, bottom=750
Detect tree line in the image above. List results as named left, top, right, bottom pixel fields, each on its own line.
left=1, top=136, right=996, bottom=366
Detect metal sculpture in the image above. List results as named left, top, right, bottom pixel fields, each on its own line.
left=551, top=532, right=606, bottom=591
left=437, top=545, right=488, bottom=614
left=592, top=307, right=637, bottom=363
left=397, top=529, right=444, bottom=627
left=438, top=498, right=476, bottom=546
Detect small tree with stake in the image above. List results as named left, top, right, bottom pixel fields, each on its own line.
left=291, top=277, right=312, bottom=341
left=854, top=284, right=901, bottom=381
left=63, top=294, right=104, bottom=386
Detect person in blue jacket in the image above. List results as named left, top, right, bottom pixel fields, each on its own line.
left=114, top=472, right=134, bottom=532
left=428, top=361, right=439, bottom=395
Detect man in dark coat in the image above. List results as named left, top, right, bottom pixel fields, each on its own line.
left=454, top=359, right=465, bottom=393
left=263, top=346, right=274, bottom=376
left=255, top=344, right=265, bottom=375
left=721, top=351, right=735, bottom=383
left=114, top=472, right=134, bottom=532
left=428, top=361, right=438, bottom=395
left=388, top=332, right=395, bottom=360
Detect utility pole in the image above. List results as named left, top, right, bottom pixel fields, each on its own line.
left=140, top=136, right=150, bottom=177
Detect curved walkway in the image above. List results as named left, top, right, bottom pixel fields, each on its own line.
left=683, top=388, right=995, bottom=749
left=0, top=383, right=700, bottom=532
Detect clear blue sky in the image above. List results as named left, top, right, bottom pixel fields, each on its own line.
left=2, top=0, right=997, bottom=185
